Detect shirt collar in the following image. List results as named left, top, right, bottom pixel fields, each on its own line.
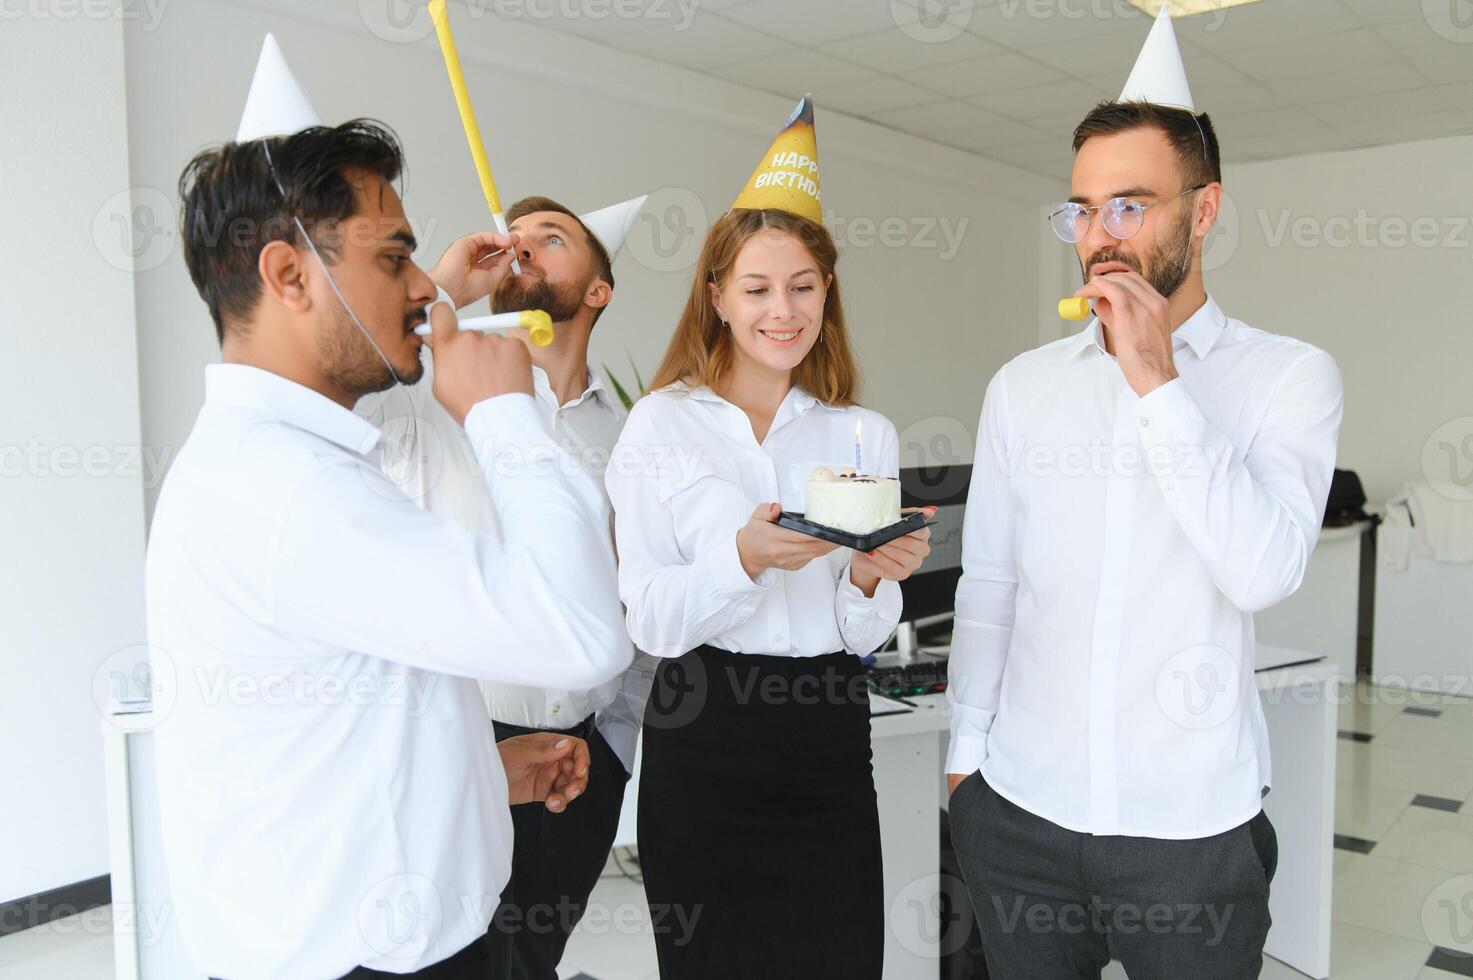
left=681, top=382, right=840, bottom=417
left=205, top=363, right=382, bottom=456
left=532, top=365, right=620, bottom=416
left=1065, top=294, right=1226, bottom=361
left=1172, top=295, right=1227, bottom=359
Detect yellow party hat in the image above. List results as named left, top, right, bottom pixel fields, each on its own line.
left=731, top=95, right=821, bottom=223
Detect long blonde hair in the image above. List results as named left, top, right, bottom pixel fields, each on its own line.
left=649, top=208, right=861, bottom=406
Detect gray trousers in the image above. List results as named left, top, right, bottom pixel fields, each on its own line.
left=949, top=772, right=1277, bottom=980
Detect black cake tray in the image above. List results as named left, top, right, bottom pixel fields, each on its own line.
left=775, top=508, right=931, bottom=551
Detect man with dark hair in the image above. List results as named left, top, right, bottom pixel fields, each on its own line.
left=356, top=190, right=651, bottom=979
left=148, top=36, right=631, bottom=979
left=945, top=10, right=1342, bottom=978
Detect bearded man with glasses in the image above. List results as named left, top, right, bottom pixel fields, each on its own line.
left=942, top=83, right=1345, bottom=980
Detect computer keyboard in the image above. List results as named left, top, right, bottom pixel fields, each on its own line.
left=866, top=658, right=949, bottom=699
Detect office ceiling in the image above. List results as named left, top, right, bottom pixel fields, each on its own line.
left=515, top=0, right=1473, bottom=179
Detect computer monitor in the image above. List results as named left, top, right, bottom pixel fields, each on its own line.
left=899, top=464, right=971, bottom=623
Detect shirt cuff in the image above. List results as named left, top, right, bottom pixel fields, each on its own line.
left=837, top=557, right=902, bottom=623
left=945, top=733, right=989, bottom=777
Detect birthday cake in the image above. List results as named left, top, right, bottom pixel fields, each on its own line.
left=805, top=467, right=901, bottom=535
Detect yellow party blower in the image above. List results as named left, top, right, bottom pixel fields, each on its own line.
left=427, top=1, right=552, bottom=347
left=413, top=309, right=552, bottom=339
left=1058, top=297, right=1091, bottom=321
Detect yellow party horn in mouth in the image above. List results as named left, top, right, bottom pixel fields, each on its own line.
left=415, top=309, right=554, bottom=348
left=1058, top=297, right=1091, bottom=321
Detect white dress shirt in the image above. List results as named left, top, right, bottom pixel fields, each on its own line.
left=947, top=296, right=1342, bottom=840
left=356, top=359, right=651, bottom=771
left=146, top=364, right=631, bottom=979
left=606, top=383, right=903, bottom=659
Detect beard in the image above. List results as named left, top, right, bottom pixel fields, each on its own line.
left=493, top=271, right=587, bottom=323
left=319, top=305, right=425, bottom=399
left=1082, top=206, right=1195, bottom=300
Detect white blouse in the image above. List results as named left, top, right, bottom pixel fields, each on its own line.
left=606, top=382, right=903, bottom=660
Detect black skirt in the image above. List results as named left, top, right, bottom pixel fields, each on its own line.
left=638, top=645, right=884, bottom=979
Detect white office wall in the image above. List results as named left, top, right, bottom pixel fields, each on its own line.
left=1207, top=135, right=1473, bottom=504
left=0, top=14, right=148, bottom=901
left=123, top=0, right=1066, bottom=515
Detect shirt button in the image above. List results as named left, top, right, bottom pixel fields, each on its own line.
left=551, top=704, right=562, bottom=714
left=1139, top=418, right=1150, bottom=428
left=1166, top=482, right=1176, bottom=491
left=772, top=633, right=786, bottom=644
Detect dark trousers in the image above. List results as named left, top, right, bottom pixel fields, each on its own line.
left=639, top=645, right=884, bottom=980
left=487, top=714, right=629, bottom=980
left=949, top=772, right=1277, bottom=980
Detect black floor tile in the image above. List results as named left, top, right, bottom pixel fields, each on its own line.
left=1405, top=706, right=1445, bottom=718
left=1413, top=794, right=1465, bottom=813
left=1333, top=833, right=1376, bottom=854
left=1427, top=946, right=1473, bottom=977
left=1338, top=730, right=1374, bottom=742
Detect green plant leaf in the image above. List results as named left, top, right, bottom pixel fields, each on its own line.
left=628, top=351, right=644, bottom=396
left=603, top=363, right=634, bottom=412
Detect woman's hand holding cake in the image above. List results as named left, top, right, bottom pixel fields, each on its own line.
left=848, top=509, right=936, bottom=596
left=735, top=502, right=841, bottom=580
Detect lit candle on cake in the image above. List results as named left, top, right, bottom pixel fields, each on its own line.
left=854, top=418, right=862, bottom=475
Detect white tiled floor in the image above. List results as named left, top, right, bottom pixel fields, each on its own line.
left=9, top=681, right=1473, bottom=979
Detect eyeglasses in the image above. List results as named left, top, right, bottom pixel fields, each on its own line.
left=1048, top=184, right=1206, bottom=244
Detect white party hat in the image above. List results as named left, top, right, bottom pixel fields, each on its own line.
left=579, top=195, right=648, bottom=263
left=236, top=34, right=323, bottom=142
left=1118, top=6, right=1195, bottom=112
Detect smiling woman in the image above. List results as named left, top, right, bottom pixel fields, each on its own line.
left=648, top=206, right=860, bottom=407
left=607, top=97, right=932, bottom=980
